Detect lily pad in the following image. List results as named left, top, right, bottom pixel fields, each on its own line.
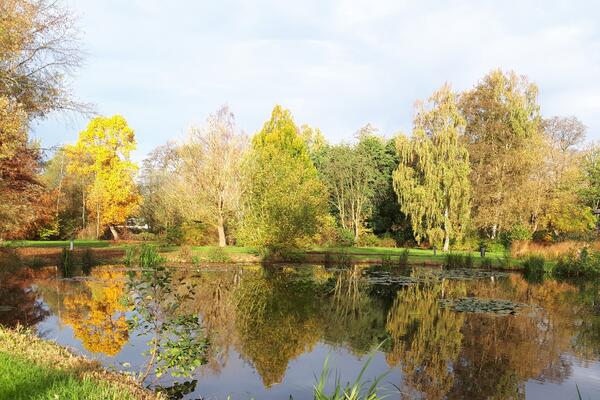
left=439, top=297, right=539, bottom=315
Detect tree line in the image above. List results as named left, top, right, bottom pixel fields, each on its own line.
left=1, top=0, right=599, bottom=252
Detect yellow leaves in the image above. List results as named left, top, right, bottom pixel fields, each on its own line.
left=66, top=115, right=140, bottom=229
left=62, top=268, right=130, bottom=356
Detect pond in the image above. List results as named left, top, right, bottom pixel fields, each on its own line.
left=1, top=262, right=599, bottom=399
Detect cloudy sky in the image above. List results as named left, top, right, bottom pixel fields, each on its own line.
left=33, top=0, right=600, bottom=159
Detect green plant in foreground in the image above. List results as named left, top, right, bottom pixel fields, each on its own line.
left=125, top=245, right=209, bottom=384
left=555, top=247, right=600, bottom=277
left=310, top=353, right=390, bottom=400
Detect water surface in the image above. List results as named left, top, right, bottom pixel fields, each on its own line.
left=1, top=263, right=599, bottom=399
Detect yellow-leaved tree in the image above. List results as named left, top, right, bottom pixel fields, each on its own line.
left=66, top=115, right=140, bottom=240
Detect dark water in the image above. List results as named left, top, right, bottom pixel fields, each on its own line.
left=1, top=263, right=599, bottom=399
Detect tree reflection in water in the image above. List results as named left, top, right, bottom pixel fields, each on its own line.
left=18, top=263, right=600, bottom=399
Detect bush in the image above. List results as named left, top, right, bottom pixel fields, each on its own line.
left=501, top=224, right=533, bottom=248
left=398, top=249, right=409, bottom=266
left=206, top=247, right=231, bottom=263
left=178, top=245, right=193, bottom=263
left=336, top=228, right=356, bottom=247
left=479, top=239, right=506, bottom=253
left=522, top=255, right=546, bottom=276
left=131, top=232, right=157, bottom=242
left=554, top=248, right=600, bottom=277
left=164, top=225, right=184, bottom=245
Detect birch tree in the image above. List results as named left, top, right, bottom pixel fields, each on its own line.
left=179, top=106, right=247, bottom=247
left=393, top=84, right=470, bottom=251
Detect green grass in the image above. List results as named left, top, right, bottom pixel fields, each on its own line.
left=0, top=352, right=137, bottom=400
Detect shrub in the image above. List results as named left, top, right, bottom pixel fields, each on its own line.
left=501, top=224, right=532, bottom=248
left=164, top=225, right=184, bottom=245
left=479, top=239, right=506, bottom=253
left=336, top=228, right=356, bottom=247
left=522, top=255, right=546, bottom=276
left=131, top=232, right=157, bottom=242
left=206, top=247, right=231, bottom=263
left=554, top=248, right=600, bottom=277
left=358, top=232, right=379, bottom=247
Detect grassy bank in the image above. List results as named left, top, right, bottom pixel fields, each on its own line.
left=0, top=326, right=160, bottom=400
left=3, top=240, right=518, bottom=269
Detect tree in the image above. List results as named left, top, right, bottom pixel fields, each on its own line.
left=530, top=117, right=594, bottom=235
left=66, top=115, right=141, bottom=240
left=239, top=105, right=328, bottom=251
left=139, top=142, right=183, bottom=234
left=0, top=0, right=88, bottom=118
left=460, top=70, right=542, bottom=238
left=393, top=84, right=471, bottom=251
left=178, top=106, right=247, bottom=246
left=318, top=127, right=388, bottom=242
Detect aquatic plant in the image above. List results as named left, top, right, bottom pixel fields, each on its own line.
left=312, top=353, right=390, bottom=400
left=440, top=297, right=538, bottom=315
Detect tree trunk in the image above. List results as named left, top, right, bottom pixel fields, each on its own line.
left=109, top=225, right=119, bottom=241
left=217, top=215, right=226, bottom=247
left=443, top=207, right=450, bottom=251
left=443, top=232, right=450, bottom=252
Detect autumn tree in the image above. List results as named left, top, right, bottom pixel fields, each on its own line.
left=139, top=142, right=183, bottom=234
left=178, top=106, right=247, bottom=246
left=0, top=0, right=87, bottom=118
left=530, top=117, right=594, bottom=235
left=393, top=84, right=471, bottom=250
left=460, top=70, right=542, bottom=238
left=66, top=115, right=141, bottom=240
left=239, top=105, right=328, bottom=251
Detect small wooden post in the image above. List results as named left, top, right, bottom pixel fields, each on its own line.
left=433, top=245, right=437, bottom=256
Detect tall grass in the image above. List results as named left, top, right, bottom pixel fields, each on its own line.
left=510, top=240, right=600, bottom=260
left=522, top=255, right=547, bottom=276
left=444, top=253, right=474, bottom=268
left=310, top=354, right=390, bottom=400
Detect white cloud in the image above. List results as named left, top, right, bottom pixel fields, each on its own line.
left=33, top=0, right=600, bottom=158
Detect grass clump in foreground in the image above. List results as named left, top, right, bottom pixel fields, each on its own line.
left=0, top=326, right=160, bottom=400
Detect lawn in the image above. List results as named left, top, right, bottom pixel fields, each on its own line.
left=0, top=327, right=158, bottom=400
left=0, top=352, right=140, bottom=400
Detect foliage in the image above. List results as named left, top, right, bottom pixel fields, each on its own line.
left=393, top=84, right=470, bottom=250
left=555, top=248, right=600, bottom=277
left=460, top=69, right=542, bottom=237
left=500, top=223, right=533, bottom=248
left=178, top=106, right=247, bottom=246
left=336, top=227, right=357, bottom=247
left=239, top=105, right=328, bottom=252
left=125, top=245, right=209, bottom=383
left=65, top=115, right=141, bottom=240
